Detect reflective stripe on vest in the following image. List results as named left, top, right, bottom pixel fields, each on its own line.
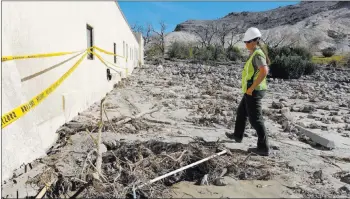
left=241, top=48, right=268, bottom=93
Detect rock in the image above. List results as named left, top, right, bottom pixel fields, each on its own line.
left=271, top=145, right=280, bottom=150
left=157, top=65, right=164, bottom=73
left=168, top=90, right=177, bottom=97
left=295, top=125, right=336, bottom=149
left=99, top=144, right=107, bottom=154
left=177, top=130, right=184, bottom=135
left=272, top=101, right=283, bottom=109
left=282, top=120, right=292, bottom=132
left=301, top=105, right=316, bottom=113
left=313, top=170, right=323, bottom=180
left=310, top=122, right=320, bottom=129
left=310, top=97, right=320, bottom=102
left=345, top=125, right=350, bottom=131
left=332, top=116, right=343, bottom=123
left=330, top=111, right=339, bottom=116
left=168, top=104, right=176, bottom=109
left=202, top=94, right=211, bottom=99
left=281, top=108, right=294, bottom=121
left=103, top=140, right=118, bottom=150
left=125, top=124, right=136, bottom=131
left=341, top=174, right=350, bottom=184
left=291, top=105, right=300, bottom=112
left=297, top=121, right=308, bottom=128
left=279, top=98, right=287, bottom=102
left=339, top=185, right=350, bottom=194
left=214, top=177, right=238, bottom=186
left=238, top=172, right=247, bottom=180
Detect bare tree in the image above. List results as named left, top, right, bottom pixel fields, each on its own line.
left=263, top=31, right=295, bottom=48
left=152, top=21, right=167, bottom=56
left=131, top=22, right=153, bottom=47
left=192, top=22, right=218, bottom=48
left=227, top=32, right=243, bottom=48
left=217, top=23, right=237, bottom=48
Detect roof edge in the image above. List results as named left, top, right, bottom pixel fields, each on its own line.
left=114, top=0, right=140, bottom=45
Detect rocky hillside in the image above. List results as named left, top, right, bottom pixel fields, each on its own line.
left=166, top=1, right=350, bottom=54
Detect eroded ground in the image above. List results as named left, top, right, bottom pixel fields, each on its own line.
left=2, top=61, right=350, bottom=198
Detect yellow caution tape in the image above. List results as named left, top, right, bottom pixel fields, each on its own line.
left=93, top=46, right=126, bottom=59
left=88, top=49, right=122, bottom=74
left=1, top=51, right=88, bottom=129
left=91, top=50, right=128, bottom=74
left=2, top=50, right=81, bottom=62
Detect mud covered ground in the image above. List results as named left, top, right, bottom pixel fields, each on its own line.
left=2, top=61, right=350, bottom=198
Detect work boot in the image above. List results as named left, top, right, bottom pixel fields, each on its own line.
left=225, top=132, right=242, bottom=143
left=247, top=147, right=270, bottom=156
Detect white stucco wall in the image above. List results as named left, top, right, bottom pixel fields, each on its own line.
left=1, top=0, right=144, bottom=181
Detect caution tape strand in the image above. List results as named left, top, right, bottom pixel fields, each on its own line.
left=1, top=46, right=133, bottom=129
left=93, top=46, right=126, bottom=59
left=1, top=51, right=88, bottom=129
left=1, top=50, right=82, bottom=62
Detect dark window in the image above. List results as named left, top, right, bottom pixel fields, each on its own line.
left=114, top=43, right=117, bottom=63
left=87, top=24, right=94, bottom=60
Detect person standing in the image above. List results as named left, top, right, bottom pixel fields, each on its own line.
left=225, top=27, right=271, bottom=156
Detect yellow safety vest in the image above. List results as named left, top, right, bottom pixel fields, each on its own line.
left=241, top=48, right=268, bottom=93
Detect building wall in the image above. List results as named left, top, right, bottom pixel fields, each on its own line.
left=1, top=0, right=143, bottom=181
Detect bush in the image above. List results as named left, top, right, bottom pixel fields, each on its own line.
left=267, top=45, right=316, bottom=79
left=212, top=45, right=227, bottom=61
left=304, top=62, right=317, bottom=75
left=269, top=55, right=310, bottom=79
left=193, top=46, right=213, bottom=62
left=145, top=44, right=163, bottom=58
left=167, top=41, right=194, bottom=59
left=226, top=46, right=243, bottom=61
left=267, top=46, right=312, bottom=61
left=321, top=47, right=336, bottom=57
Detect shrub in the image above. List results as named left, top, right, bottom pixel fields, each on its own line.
left=193, top=46, right=213, bottom=61
left=145, top=44, right=163, bottom=58
left=167, top=41, right=194, bottom=59
left=211, top=45, right=226, bottom=61
left=269, top=55, right=309, bottom=79
left=226, top=46, right=243, bottom=61
left=267, top=46, right=312, bottom=61
left=321, top=47, right=336, bottom=57
left=304, top=62, right=317, bottom=75
left=267, top=45, right=316, bottom=79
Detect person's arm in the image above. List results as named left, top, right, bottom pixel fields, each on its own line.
left=246, top=54, right=268, bottom=95
left=249, top=65, right=268, bottom=90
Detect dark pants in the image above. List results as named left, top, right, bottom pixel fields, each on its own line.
left=234, top=90, right=269, bottom=151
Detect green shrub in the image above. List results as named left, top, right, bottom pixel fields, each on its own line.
left=321, top=47, right=336, bottom=57
left=212, top=46, right=226, bottom=61
left=267, top=45, right=316, bottom=79
left=226, top=46, right=243, bottom=61
left=145, top=44, right=162, bottom=58
left=267, top=46, right=312, bottom=61
left=167, top=41, right=194, bottom=59
left=193, top=46, right=213, bottom=61
left=269, top=55, right=310, bottom=79
left=304, top=62, right=317, bottom=75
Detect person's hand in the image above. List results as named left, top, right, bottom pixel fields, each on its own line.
left=246, top=87, right=253, bottom=96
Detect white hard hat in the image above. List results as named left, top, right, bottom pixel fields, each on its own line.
left=243, top=27, right=262, bottom=42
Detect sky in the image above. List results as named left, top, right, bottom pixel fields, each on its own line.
left=118, top=1, right=300, bottom=33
